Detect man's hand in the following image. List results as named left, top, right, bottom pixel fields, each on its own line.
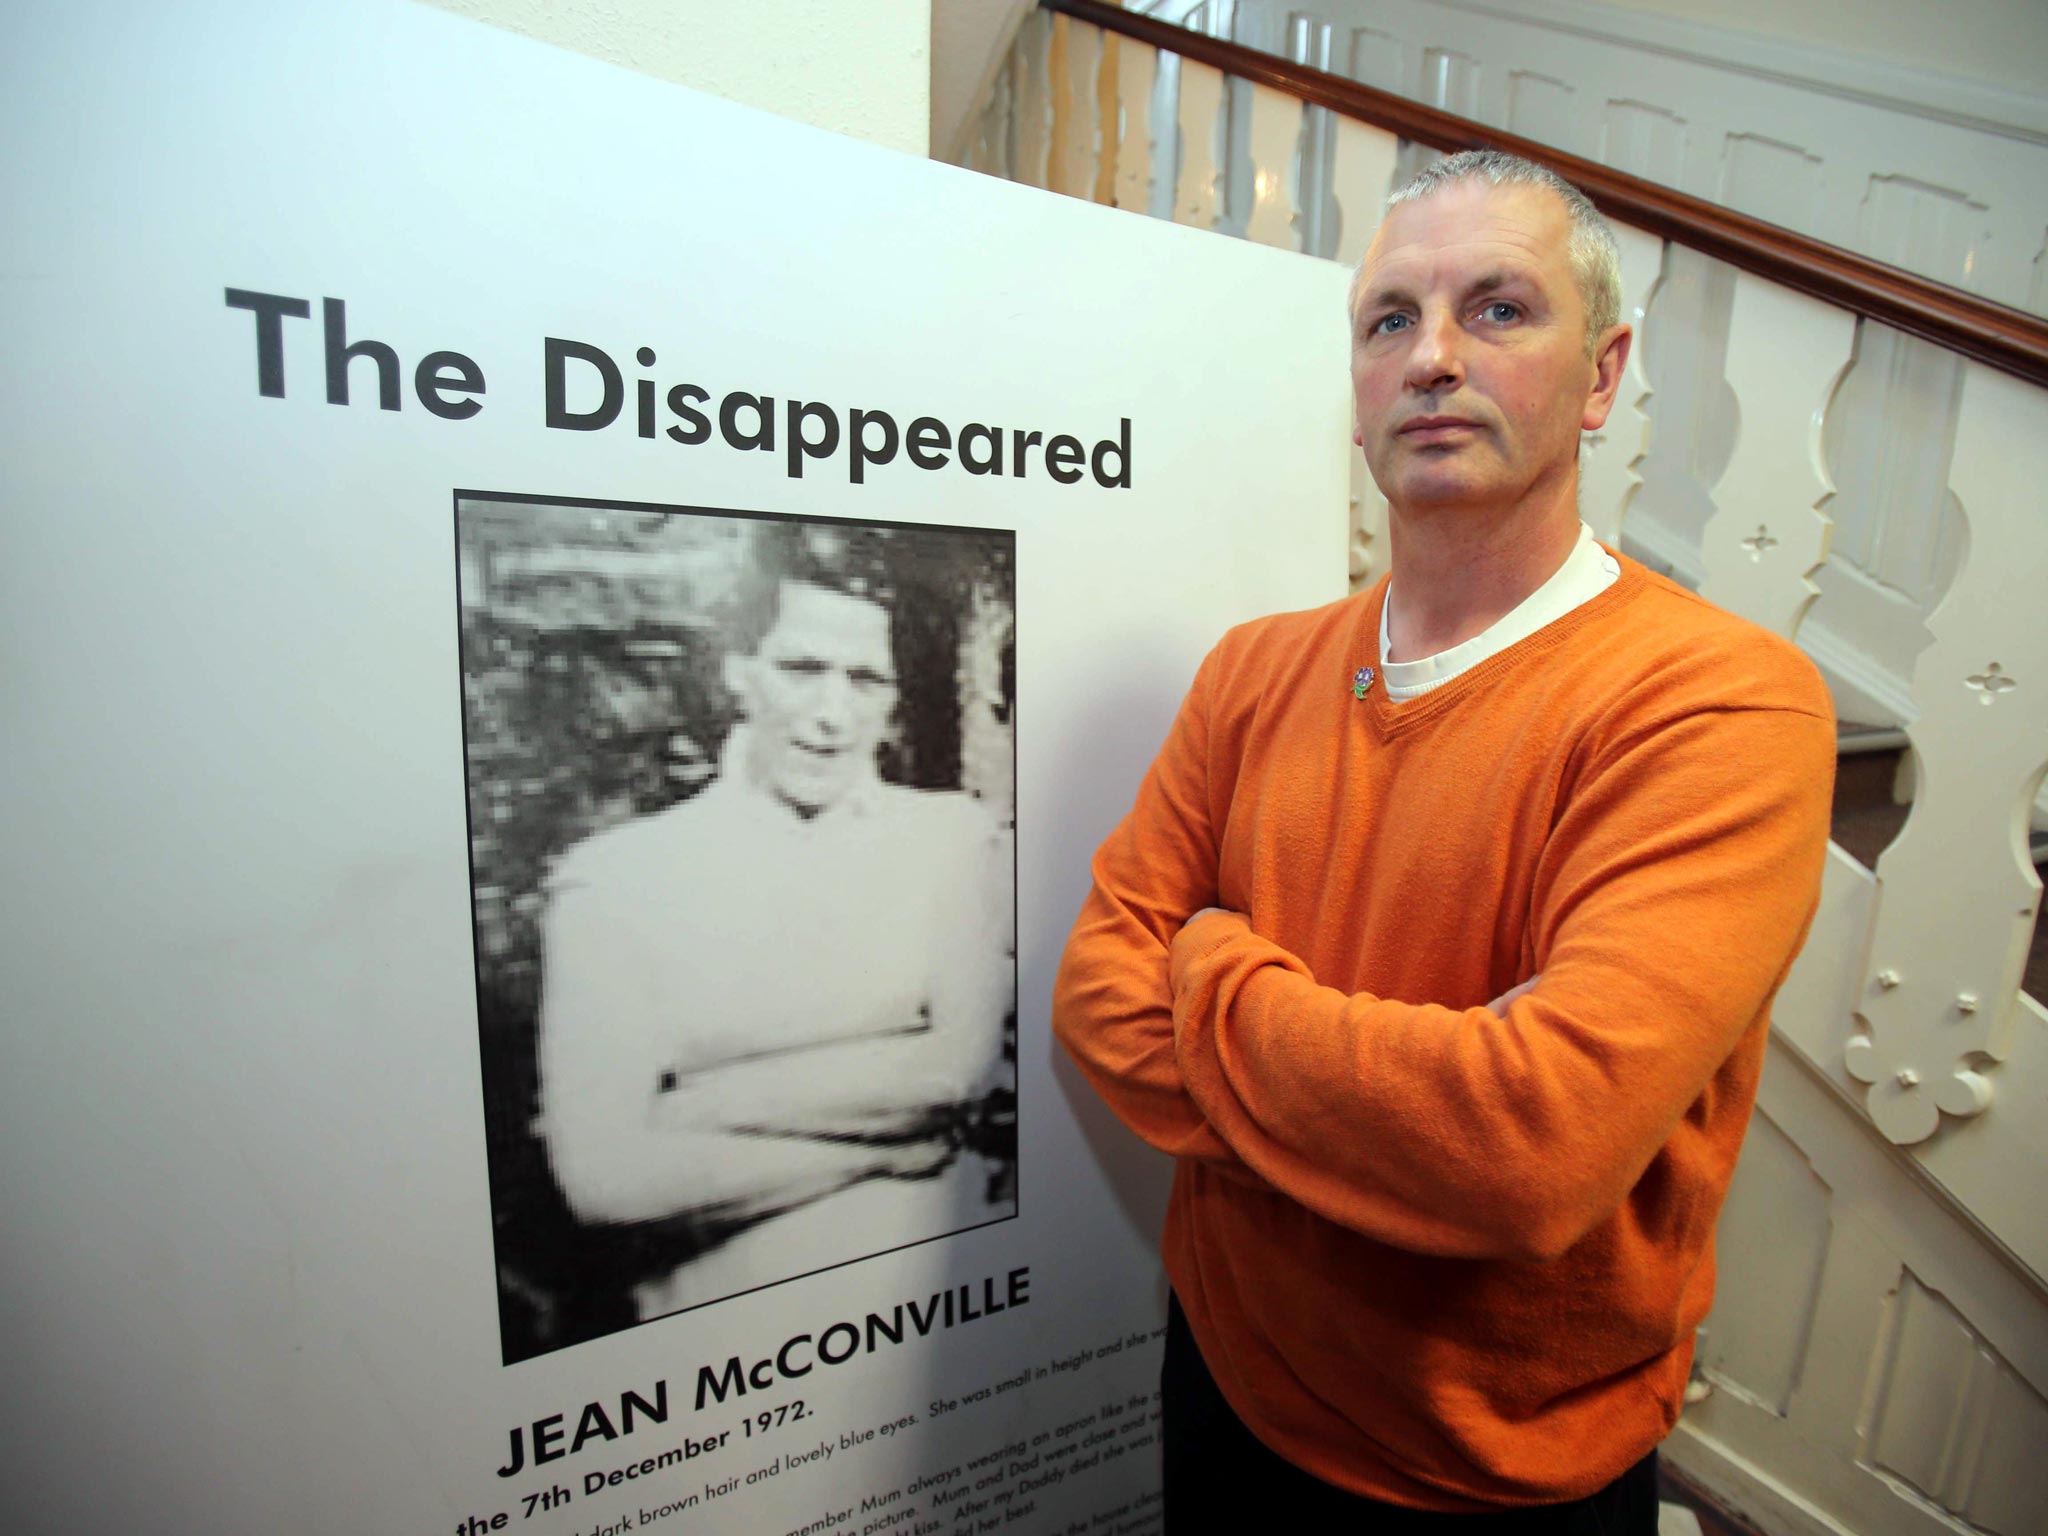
left=1182, top=906, right=1240, bottom=931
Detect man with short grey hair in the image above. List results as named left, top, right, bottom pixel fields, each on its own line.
left=1055, top=149, right=1834, bottom=1528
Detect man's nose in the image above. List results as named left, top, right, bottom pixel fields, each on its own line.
left=807, top=671, right=857, bottom=734
left=1402, top=308, right=1463, bottom=393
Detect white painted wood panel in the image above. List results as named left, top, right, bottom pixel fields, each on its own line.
left=1505, top=69, right=1581, bottom=154
left=1694, top=1109, right=1832, bottom=1415
left=1675, top=1043, right=2048, bottom=1536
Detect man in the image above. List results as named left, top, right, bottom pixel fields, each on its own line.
left=1052, top=151, right=1835, bottom=1528
left=539, top=526, right=1013, bottom=1318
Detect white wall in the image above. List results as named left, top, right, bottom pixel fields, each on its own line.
left=414, top=0, right=933, bottom=154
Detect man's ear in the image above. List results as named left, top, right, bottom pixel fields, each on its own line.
left=1581, top=322, right=1634, bottom=432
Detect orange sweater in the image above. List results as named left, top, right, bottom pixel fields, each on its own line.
left=1052, top=557, right=1835, bottom=1509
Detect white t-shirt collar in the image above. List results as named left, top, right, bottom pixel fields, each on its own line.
left=1378, top=522, right=1621, bottom=702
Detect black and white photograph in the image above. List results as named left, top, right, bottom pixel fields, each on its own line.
left=455, top=493, right=1018, bottom=1363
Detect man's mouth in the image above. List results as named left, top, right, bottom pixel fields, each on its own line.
left=1397, top=415, right=1481, bottom=443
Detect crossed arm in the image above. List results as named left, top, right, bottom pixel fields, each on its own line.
left=540, top=924, right=962, bottom=1228
left=1052, top=659, right=1835, bottom=1261
left=537, top=826, right=1013, bottom=1230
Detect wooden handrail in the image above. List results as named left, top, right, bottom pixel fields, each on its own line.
left=1045, top=0, right=2048, bottom=390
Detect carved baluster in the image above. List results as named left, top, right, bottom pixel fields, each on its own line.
left=1242, top=82, right=1302, bottom=250
left=1350, top=447, right=1389, bottom=593
left=1174, top=58, right=1225, bottom=231
left=1331, top=113, right=1400, bottom=593
left=1327, top=115, right=1398, bottom=590
left=965, top=108, right=991, bottom=176
left=1698, top=274, right=1855, bottom=638
left=1111, top=35, right=1157, bottom=213
left=1088, top=27, right=1117, bottom=207
left=1011, top=8, right=1053, bottom=190
left=1052, top=16, right=1104, bottom=201
left=1844, top=362, right=2048, bottom=1146
left=1579, top=223, right=1664, bottom=548
left=1328, top=116, right=1399, bottom=268
left=1286, top=15, right=1336, bottom=259
left=1045, top=13, right=1071, bottom=197
left=987, top=48, right=1015, bottom=183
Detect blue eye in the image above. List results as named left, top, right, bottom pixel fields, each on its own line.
left=1372, top=313, right=1410, bottom=335
left=1481, top=301, right=1520, bottom=323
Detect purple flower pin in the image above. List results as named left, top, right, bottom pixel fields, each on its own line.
left=1352, top=666, right=1375, bottom=700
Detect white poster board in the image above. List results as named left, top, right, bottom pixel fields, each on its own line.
left=0, top=4, right=1349, bottom=1533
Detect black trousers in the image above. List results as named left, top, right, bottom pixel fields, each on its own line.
left=1162, top=1294, right=1661, bottom=1534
